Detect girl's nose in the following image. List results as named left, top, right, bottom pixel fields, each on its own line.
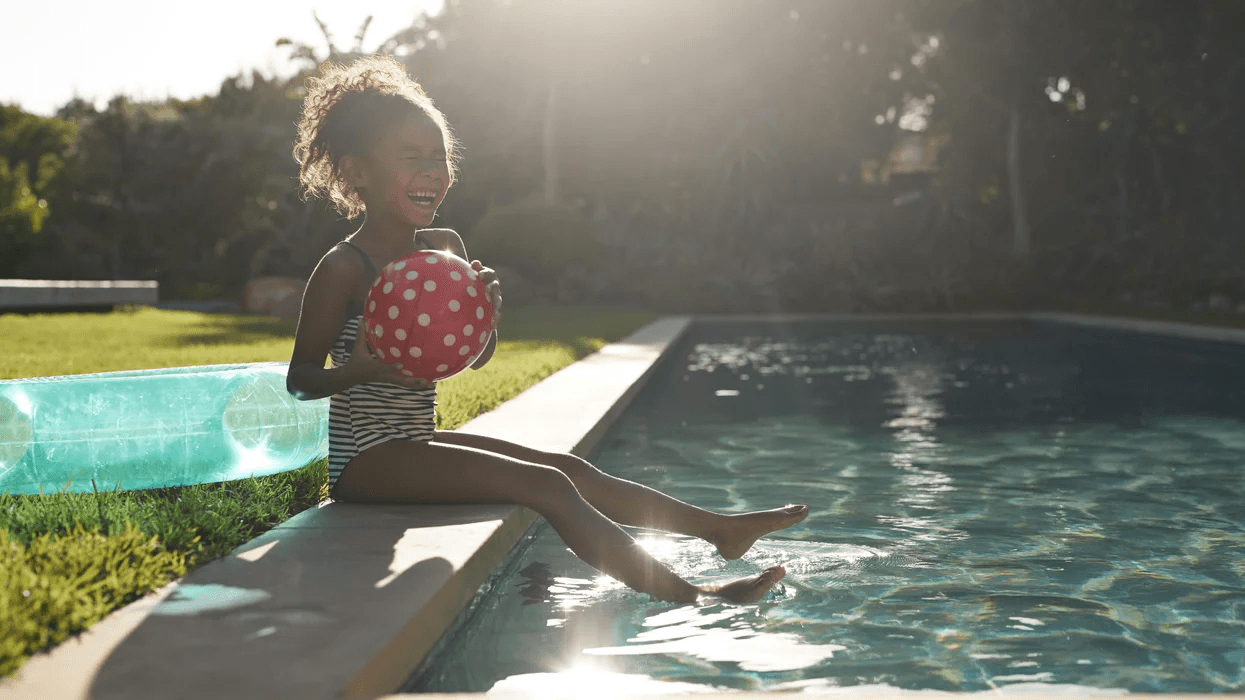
left=416, top=159, right=448, bottom=176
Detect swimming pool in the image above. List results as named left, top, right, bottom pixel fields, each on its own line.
left=407, top=319, right=1245, bottom=695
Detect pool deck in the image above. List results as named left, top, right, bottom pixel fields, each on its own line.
left=4, top=311, right=1245, bottom=699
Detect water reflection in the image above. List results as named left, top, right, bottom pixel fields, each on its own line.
left=884, top=363, right=963, bottom=549
left=411, top=323, right=1245, bottom=694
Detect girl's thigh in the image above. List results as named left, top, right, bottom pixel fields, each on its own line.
left=431, top=430, right=563, bottom=465
left=331, top=438, right=573, bottom=508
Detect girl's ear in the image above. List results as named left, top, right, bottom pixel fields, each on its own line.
left=339, top=155, right=369, bottom=189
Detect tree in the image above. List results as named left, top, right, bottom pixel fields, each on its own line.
left=0, top=105, right=76, bottom=275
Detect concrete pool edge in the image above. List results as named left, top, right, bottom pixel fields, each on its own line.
left=0, top=316, right=692, bottom=700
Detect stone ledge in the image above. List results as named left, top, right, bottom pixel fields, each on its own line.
left=0, top=316, right=690, bottom=700
left=1029, top=311, right=1245, bottom=345
left=0, top=279, right=158, bottom=308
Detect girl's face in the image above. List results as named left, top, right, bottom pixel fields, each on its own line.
left=358, top=110, right=451, bottom=228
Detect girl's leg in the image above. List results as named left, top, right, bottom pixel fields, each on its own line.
left=431, top=431, right=808, bottom=560
left=331, top=439, right=785, bottom=604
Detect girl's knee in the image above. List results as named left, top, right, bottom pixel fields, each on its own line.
left=522, top=464, right=585, bottom=511
left=547, top=452, right=599, bottom=481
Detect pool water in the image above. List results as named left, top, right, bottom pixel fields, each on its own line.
left=409, top=320, right=1245, bottom=694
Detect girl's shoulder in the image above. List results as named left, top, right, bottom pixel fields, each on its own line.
left=310, top=242, right=375, bottom=289
left=416, top=228, right=467, bottom=258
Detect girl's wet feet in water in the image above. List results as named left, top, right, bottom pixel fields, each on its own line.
left=701, top=565, right=787, bottom=603
left=709, top=504, right=809, bottom=560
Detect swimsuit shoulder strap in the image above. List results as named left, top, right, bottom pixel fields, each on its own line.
left=335, top=239, right=380, bottom=280
left=334, top=240, right=378, bottom=320
left=413, top=231, right=436, bottom=252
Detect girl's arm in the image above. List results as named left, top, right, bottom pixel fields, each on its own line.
left=470, top=328, right=498, bottom=369
left=286, top=249, right=430, bottom=400
left=420, top=228, right=502, bottom=371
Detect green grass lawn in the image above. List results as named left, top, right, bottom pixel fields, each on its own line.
left=0, top=304, right=656, bottom=677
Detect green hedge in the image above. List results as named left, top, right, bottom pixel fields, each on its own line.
left=467, top=202, right=602, bottom=282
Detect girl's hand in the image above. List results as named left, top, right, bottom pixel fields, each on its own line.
left=345, top=331, right=437, bottom=391
left=471, top=260, right=503, bottom=326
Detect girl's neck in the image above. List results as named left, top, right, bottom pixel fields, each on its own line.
left=349, top=215, right=418, bottom=256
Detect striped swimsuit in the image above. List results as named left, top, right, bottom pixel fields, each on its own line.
left=326, top=239, right=438, bottom=490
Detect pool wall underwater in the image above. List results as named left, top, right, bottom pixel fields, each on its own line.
left=3, top=312, right=1245, bottom=700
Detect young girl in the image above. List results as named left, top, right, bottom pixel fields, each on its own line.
left=285, top=56, right=808, bottom=604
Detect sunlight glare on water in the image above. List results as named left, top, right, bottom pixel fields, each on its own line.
left=409, top=322, right=1245, bottom=694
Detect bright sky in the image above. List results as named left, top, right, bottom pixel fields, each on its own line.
left=1, top=0, right=445, bottom=116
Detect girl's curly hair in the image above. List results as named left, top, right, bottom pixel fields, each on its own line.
left=294, top=55, right=458, bottom=219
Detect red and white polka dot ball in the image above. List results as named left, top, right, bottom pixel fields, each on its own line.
left=362, top=250, right=495, bottom=382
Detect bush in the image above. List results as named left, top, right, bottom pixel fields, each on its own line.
left=465, top=202, right=603, bottom=288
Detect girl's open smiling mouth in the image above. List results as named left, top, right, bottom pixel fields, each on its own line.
left=408, top=191, right=438, bottom=206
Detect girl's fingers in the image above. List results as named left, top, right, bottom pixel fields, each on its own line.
left=490, top=293, right=503, bottom=326
left=392, top=375, right=435, bottom=390
left=350, top=332, right=377, bottom=364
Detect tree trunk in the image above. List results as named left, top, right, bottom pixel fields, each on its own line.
left=542, top=82, right=560, bottom=206
left=1007, top=104, right=1030, bottom=257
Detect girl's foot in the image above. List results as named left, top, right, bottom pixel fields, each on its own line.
left=709, top=504, right=809, bottom=560
left=700, top=565, right=787, bottom=603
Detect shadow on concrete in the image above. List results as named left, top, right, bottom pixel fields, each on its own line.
left=83, top=502, right=519, bottom=700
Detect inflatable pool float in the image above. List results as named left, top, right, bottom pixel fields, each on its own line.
left=0, top=363, right=328, bottom=495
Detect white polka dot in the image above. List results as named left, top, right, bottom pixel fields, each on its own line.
left=459, top=345, right=471, bottom=356
left=476, top=307, right=484, bottom=319
left=436, top=364, right=449, bottom=372
left=417, top=314, right=431, bottom=326
left=405, top=270, right=418, bottom=280
left=395, top=363, right=404, bottom=370
left=403, top=288, right=416, bottom=300
left=466, top=286, right=478, bottom=297
left=443, top=334, right=456, bottom=346
left=467, top=270, right=478, bottom=280
left=448, top=299, right=460, bottom=312
left=424, top=280, right=437, bottom=292
left=464, top=324, right=474, bottom=335
left=394, top=328, right=406, bottom=341
left=450, top=271, right=462, bottom=281
left=373, top=324, right=384, bottom=337
left=368, top=300, right=376, bottom=312
left=479, top=331, right=489, bottom=343
left=408, top=346, right=422, bottom=358
left=388, top=305, right=399, bottom=319
left=383, top=282, right=393, bottom=294
left=402, top=369, right=414, bottom=377
left=389, top=347, right=400, bottom=357
left=394, top=261, right=406, bottom=270
left=425, top=255, right=438, bottom=264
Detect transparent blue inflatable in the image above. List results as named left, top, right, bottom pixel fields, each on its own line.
left=0, top=363, right=328, bottom=495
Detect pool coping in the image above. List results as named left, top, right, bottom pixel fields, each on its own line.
left=4, top=310, right=1245, bottom=699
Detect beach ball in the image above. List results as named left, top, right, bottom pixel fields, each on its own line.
left=362, top=250, right=495, bottom=381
